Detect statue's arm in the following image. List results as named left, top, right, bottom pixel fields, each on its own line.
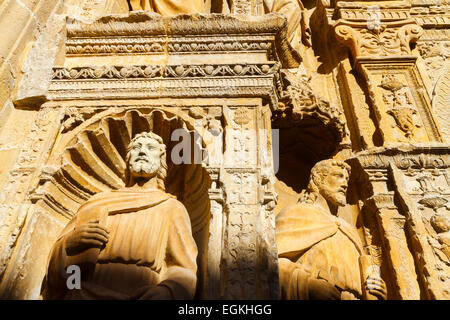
left=41, top=218, right=77, bottom=299
left=279, top=257, right=341, bottom=300
left=278, top=257, right=311, bottom=299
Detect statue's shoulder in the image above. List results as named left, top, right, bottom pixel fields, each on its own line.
left=277, top=201, right=321, bottom=220
left=87, top=189, right=123, bottom=201
left=165, top=197, right=189, bottom=215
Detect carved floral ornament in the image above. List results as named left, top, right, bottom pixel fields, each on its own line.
left=334, top=20, right=423, bottom=58
left=352, top=150, right=448, bottom=171
left=66, top=38, right=272, bottom=55
left=378, top=74, right=420, bottom=138
left=52, top=64, right=278, bottom=80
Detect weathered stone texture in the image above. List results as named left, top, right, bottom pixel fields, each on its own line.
left=0, top=0, right=448, bottom=300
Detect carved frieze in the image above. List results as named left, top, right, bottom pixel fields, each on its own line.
left=350, top=145, right=449, bottom=171
left=66, top=37, right=272, bottom=55
left=52, top=64, right=277, bottom=80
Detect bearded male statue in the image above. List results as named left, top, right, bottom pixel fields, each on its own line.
left=41, top=132, right=198, bottom=300
left=276, top=159, right=387, bottom=300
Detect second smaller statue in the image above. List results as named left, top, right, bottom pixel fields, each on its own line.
left=276, top=159, right=387, bottom=300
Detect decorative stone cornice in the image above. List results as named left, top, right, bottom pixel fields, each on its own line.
left=334, top=19, right=423, bottom=59
left=347, top=144, right=450, bottom=170
left=336, top=2, right=412, bottom=22
left=66, top=12, right=301, bottom=68
left=49, top=63, right=281, bottom=106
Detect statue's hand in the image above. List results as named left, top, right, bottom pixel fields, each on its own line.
left=365, top=276, right=387, bottom=300
left=64, top=220, right=109, bottom=255
left=308, top=278, right=341, bottom=300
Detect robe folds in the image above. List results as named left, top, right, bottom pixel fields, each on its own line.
left=276, top=201, right=364, bottom=300
left=42, top=188, right=198, bottom=300
left=128, top=0, right=207, bottom=15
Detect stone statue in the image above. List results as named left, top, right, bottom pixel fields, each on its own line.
left=275, top=159, right=387, bottom=300
left=127, top=0, right=207, bottom=15
left=220, top=0, right=311, bottom=50
left=41, top=132, right=198, bottom=300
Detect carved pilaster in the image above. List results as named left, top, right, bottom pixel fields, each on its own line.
left=205, top=167, right=225, bottom=299
left=0, top=106, right=64, bottom=292
left=350, top=145, right=450, bottom=299
left=229, top=0, right=264, bottom=15
left=334, top=4, right=443, bottom=145
left=219, top=105, right=279, bottom=299
left=363, top=191, right=421, bottom=299
left=391, top=159, right=450, bottom=299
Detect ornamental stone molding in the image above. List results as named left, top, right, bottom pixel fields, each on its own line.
left=334, top=19, right=423, bottom=59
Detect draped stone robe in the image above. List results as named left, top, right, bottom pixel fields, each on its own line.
left=128, top=0, right=207, bottom=14
left=41, top=189, right=198, bottom=300
left=276, top=195, right=364, bottom=300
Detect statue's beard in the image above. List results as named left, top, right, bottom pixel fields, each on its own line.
left=321, top=187, right=347, bottom=207
left=129, top=158, right=160, bottom=179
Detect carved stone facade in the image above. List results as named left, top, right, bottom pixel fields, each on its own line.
left=0, top=0, right=448, bottom=300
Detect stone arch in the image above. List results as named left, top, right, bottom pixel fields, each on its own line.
left=34, top=107, right=213, bottom=298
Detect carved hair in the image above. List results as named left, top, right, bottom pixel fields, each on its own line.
left=298, top=159, right=351, bottom=204
left=124, top=132, right=168, bottom=188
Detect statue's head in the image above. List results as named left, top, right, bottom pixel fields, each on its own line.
left=125, top=132, right=168, bottom=187
left=307, top=159, right=351, bottom=207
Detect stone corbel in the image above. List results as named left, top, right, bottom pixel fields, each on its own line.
left=334, top=20, right=423, bottom=60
